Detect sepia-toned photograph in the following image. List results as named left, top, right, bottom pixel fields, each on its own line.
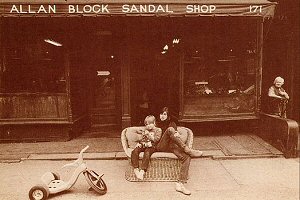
left=0, top=0, right=299, bottom=199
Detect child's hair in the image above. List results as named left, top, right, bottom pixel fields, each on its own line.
left=144, top=115, right=156, bottom=125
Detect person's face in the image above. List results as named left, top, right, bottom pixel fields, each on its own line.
left=160, top=111, right=168, bottom=121
left=275, top=80, right=284, bottom=88
left=145, top=122, right=155, bottom=130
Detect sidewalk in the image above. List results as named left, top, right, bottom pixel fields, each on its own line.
left=0, top=158, right=298, bottom=200
left=0, top=134, right=283, bottom=162
left=0, top=134, right=298, bottom=200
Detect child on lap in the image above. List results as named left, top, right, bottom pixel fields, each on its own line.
left=131, top=115, right=162, bottom=180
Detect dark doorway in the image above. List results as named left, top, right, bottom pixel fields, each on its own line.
left=152, top=51, right=180, bottom=118
left=129, top=18, right=180, bottom=125
left=67, top=18, right=123, bottom=137
left=88, top=36, right=121, bottom=133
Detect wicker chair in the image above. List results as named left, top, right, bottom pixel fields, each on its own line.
left=121, top=126, right=194, bottom=159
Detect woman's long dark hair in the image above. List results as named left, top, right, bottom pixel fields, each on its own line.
left=161, top=106, right=171, bottom=121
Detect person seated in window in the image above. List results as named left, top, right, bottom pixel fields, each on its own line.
left=268, top=76, right=289, bottom=118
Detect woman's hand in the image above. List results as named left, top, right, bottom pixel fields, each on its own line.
left=278, top=90, right=289, bottom=99
left=279, top=91, right=286, bottom=96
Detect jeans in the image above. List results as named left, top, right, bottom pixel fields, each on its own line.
left=171, top=146, right=191, bottom=183
left=156, top=127, right=191, bottom=183
left=156, top=127, right=187, bottom=151
left=131, top=146, right=156, bottom=171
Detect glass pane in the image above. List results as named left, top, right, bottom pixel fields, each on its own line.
left=181, top=18, right=257, bottom=116
left=2, top=19, right=65, bottom=93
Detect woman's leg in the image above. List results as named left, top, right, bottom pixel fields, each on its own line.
left=156, top=127, right=186, bottom=151
left=157, top=127, right=203, bottom=157
left=172, top=147, right=191, bottom=183
left=171, top=147, right=192, bottom=195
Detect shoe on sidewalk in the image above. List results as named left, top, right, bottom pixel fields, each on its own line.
left=139, top=169, right=145, bottom=180
left=134, top=168, right=144, bottom=180
left=184, top=146, right=203, bottom=158
left=175, top=182, right=191, bottom=195
left=134, top=168, right=140, bottom=179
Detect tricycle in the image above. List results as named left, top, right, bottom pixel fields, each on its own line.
left=28, top=145, right=107, bottom=200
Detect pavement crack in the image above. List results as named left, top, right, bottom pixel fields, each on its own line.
left=219, top=160, right=242, bottom=186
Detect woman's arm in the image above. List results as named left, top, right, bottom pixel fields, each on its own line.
left=268, top=86, right=282, bottom=99
left=278, top=89, right=289, bottom=99
left=169, top=121, right=177, bottom=131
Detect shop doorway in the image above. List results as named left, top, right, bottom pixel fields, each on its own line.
left=67, top=19, right=123, bottom=136
left=87, top=31, right=122, bottom=135
left=88, top=45, right=121, bottom=133
left=131, top=54, right=180, bottom=125
left=152, top=52, right=180, bottom=119
left=129, top=18, right=180, bottom=125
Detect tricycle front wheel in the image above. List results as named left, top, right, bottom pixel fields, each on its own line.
left=84, top=170, right=107, bottom=195
left=28, top=185, right=49, bottom=200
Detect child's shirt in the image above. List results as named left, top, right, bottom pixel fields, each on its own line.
left=138, top=127, right=162, bottom=148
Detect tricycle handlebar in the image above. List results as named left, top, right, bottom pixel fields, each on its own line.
left=62, top=145, right=89, bottom=169
left=80, top=145, right=89, bottom=156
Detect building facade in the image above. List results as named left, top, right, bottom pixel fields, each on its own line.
left=1, top=0, right=297, bottom=142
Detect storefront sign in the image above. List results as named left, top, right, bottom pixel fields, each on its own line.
left=0, top=3, right=276, bottom=17
left=8, top=4, right=216, bottom=14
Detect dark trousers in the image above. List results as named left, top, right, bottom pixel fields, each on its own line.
left=156, top=127, right=191, bottom=183
left=131, top=146, right=156, bottom=171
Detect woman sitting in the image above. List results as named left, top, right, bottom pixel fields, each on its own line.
left=268, top=76, right=289, bottom=118
left=155, top=107, right=203, bottom=195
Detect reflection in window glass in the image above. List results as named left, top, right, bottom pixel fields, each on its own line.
left=2, top=19, right=65, bottom=93
left=179, top=18, right=257, bottom=114
left=128, top=17, right=258, bottom=116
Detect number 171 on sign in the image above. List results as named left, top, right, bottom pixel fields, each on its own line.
left=249, top=5, right=262, bottom=13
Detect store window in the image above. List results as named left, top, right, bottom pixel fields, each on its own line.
left=180, top=18, right=258, bottom=116
left=1, top=19, right=65, bottom=93
left=128, top=17, right=258, bottom=119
